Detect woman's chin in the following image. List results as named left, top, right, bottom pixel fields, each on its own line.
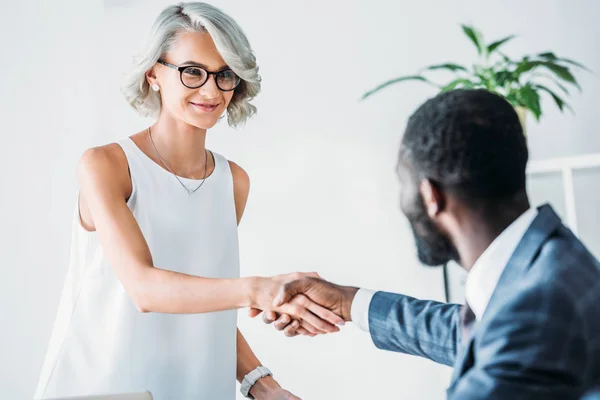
left=185, top=115, right=222, bottom=130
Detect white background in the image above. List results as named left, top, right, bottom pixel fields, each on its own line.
left=2, top=0, right=599, bottom=399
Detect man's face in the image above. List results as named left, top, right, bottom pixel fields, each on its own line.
left=397, top=154, right=458, bottom=266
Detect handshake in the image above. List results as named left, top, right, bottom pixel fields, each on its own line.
left=249, top=272, right=359, bottom=337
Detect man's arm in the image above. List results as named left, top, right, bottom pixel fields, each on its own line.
left=368, top=291, right=461, bottom=367
left=271, top=278, right=462, bottom=366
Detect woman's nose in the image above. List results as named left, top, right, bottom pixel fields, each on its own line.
left=199, top=74, right=220, bottom=98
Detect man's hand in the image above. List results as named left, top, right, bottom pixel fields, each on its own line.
left=254, top=277, right=359, bottom=337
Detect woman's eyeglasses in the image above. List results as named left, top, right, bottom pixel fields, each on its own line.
left=157, top=60, right=241, bottom=91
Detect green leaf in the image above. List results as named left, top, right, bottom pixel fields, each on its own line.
left=553, top=80, right=571, bottom=95
left=487, top=35, right=516, bottom=54
left=527, top=72, right=571, bottom=94
left=423, top=63, right=468, bottom=72
left=514, top=60, right=581, bottom=90
left=514, top=60, right=541, bottom=75
left=494, top=70, right=515, bottom=86
left=461, top=25, right=487, bottom=56
left=505, top=91, right=520, bottom=107
left=542, top=62, right=581, bottom=90
left=498, top=52, right=514, bottom=64
left=440, top=78, right=476, bottom=92
left=537, top=52, right=590, bottom=71
left=473, top=64, right=496, bottom=89
left=533, top=84, right=573, bottom=112
left=518, top=85, right=542, bottom=120
left=361, top=75, right=438, bottom=100
left=538, top=52, right=557, bottom=60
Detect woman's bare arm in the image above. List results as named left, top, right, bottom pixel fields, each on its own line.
left=76, top=145, right=343, bottom=330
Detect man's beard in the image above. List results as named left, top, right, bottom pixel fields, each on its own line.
left=408, top=198, right=458, bottom=266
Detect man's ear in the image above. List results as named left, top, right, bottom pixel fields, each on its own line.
left=420, top=179, right=445, bottom=219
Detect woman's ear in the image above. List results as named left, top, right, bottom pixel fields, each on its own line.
left=145, top=67, right=157, bottom=87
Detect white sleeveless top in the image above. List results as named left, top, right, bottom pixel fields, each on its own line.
left=35, top=138, right=240, bottom=399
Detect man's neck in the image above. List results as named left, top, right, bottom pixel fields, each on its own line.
left=454, top=198, right=530, bottom=272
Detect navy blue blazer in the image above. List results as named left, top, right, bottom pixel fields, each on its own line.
left=368, top=204, right=600, bottom=399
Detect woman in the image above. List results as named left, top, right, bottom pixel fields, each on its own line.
left=34, top=3, right=343, bottom=399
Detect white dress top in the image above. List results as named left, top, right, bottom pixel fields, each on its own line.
left=35, top=137, right=240, bottom=399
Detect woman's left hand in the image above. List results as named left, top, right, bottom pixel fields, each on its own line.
left=249, top=376, right=302, bottom=400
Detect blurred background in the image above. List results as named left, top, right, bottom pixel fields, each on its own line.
left=1, top=0, right=599, bottom=398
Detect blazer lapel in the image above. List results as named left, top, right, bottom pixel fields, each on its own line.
left=448, top=204, right=563, bottom=388
left=482, top=204, right=563, bottom=323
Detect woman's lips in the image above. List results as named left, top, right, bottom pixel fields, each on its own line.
left=190, top=102, right=219, bottom=112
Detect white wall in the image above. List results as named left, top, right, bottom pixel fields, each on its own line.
left=2, top=0, right=599, bottom=399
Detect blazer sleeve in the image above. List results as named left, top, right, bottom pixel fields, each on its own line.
left=368, top=291, right=462, bottom=367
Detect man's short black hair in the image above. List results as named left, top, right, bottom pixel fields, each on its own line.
left=401, top=89, right=528, bottom=203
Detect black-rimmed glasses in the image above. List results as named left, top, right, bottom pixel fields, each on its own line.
left=157, top=60, right=241, bottom=91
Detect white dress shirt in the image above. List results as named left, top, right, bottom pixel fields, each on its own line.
left=351, top=208, right=538, bottom=331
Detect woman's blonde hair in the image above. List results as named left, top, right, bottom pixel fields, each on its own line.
left=121, top=2, right=261, bottom=128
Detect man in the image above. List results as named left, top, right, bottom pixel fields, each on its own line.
left=257, top=89, right=600, bottom=398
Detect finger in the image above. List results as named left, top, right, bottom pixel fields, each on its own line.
left=284, top=320, right=300, bottom=337
left=248, top=307, right=262, bottom=318
left=280, top=301, right=332, bottom=334
left=296, top=327, right=315, bottom=337
left=262, top=311, right=278, bottom=324
left=273, top=314, right=292, bottom=331
left=305, top=297, right=345, bottom=327
left=293, top=295, right=341, bottom=333
left=299, top=306, right=339, bottom=334
left=299, top=319, right=328, bottom=335
left=278, top=298, right=334, bottom=334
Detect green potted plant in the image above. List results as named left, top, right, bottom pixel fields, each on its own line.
left=361, top=25, right=589, bottom=135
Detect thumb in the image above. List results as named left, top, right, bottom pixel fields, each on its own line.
left=248, top=307, right=262, bottom=318
left=273, top=279, right=310, bottom=307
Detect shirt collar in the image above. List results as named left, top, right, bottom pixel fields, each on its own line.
left=464, top=208, right=538, bottom=320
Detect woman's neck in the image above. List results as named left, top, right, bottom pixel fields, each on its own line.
left=149, top=113, right=208, bottom=175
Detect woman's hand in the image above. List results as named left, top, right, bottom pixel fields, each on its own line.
left=249, top=375, right=302, bottom=400
left=260, top=388, right=302, bottom=400
left=249, top=272, right=345, bottom=335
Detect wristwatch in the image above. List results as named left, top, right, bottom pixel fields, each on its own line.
left=240, top=365, right=273, bottom=399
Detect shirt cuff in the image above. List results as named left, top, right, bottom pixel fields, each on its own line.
left=350, top=288, right=376, bottom=332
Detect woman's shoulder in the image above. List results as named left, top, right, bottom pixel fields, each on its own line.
left=227, top=159, right=249, bottom=188
left=77, top=138, right=133, bottom=197
left=78, top=141, right=128, bottom=174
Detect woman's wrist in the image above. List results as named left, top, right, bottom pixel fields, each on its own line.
left=244, top=276, right=269, bottom=309
left=249, top=375, right=280, bottom=398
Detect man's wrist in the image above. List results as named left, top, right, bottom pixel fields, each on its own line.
left=349, top=288, right=376, bottom=332
left=340, top=285, right=359, bottom=322
left=249, top=375, right=280, bottom=398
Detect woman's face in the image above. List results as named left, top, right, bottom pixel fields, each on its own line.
left=149, top=31, right=237, bottom=129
